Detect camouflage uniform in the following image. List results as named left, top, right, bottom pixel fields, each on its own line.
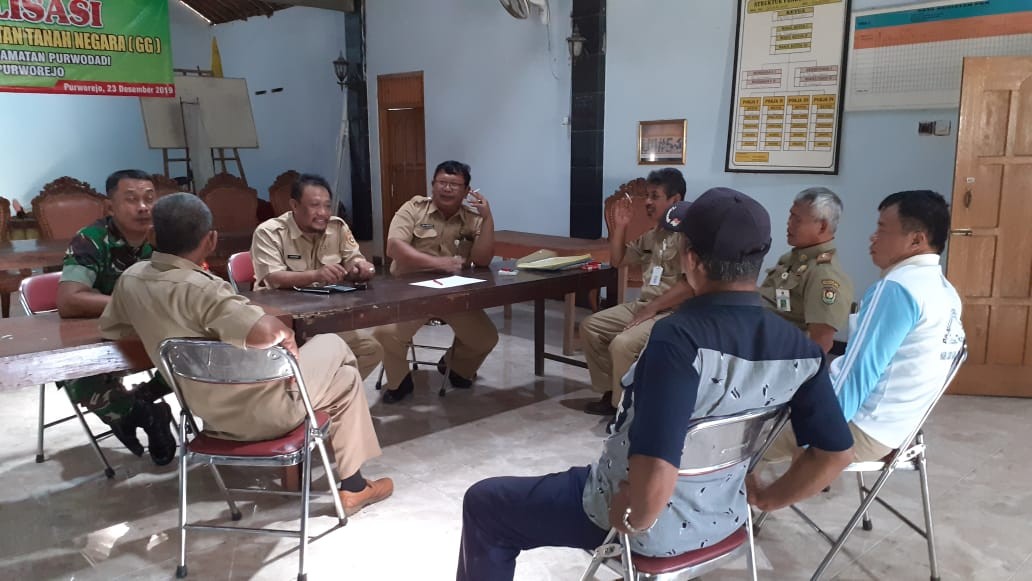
left=59, top=217, right=167, bottom=424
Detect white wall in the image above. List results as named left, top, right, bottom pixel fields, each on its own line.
left=0, top=4, right=346, bottom=206
left=603, top=0, right=960, bottom=295
left=365, top=0, right=573, bottom=248
left=1, top=1, right=209, bottom=205
left=210, top=7, right=348, bottom=204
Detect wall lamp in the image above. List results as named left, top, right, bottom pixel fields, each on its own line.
left=566, top=25, right=586, bottom=61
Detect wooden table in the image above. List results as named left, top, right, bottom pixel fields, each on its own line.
left=0, top=264, right=616, bottom=391
left=245, top=262, right=617, bottom=375
left=494, top=230, right=614, bottom=355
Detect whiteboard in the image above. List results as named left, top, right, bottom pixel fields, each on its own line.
left=846, top=0, right=1032, bottom=111
left=139, top=75, right=258, bottom=148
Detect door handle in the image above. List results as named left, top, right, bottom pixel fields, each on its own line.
left=950, top=228, right=973, bottom=236
left=963, top=189, right=972, bottom=208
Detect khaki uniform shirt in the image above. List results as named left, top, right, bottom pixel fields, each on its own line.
left=99, top=252, right=275, bottom=440
left=624, top=228, right=683, bottom=304
left=251, top=212, right=364, bottom=289
left=387, top=195, right=483, bottom=275
left=759, top=240, right=853, bottom=332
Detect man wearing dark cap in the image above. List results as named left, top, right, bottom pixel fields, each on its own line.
left=455, top=188, right=854, bottom=580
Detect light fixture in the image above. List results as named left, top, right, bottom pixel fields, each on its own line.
left=566, top=25, right=586, bottom=61
left=333, top=51, right=350, bottom=91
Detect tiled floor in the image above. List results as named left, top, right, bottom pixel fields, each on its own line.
left=1, top=302, right=1030, bottom=580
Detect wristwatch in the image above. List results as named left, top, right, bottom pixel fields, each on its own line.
left=622, top=507, right=656, bottom=535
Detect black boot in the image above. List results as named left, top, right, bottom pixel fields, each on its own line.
left=436, top=357, right=474, bottom=389
left=133, top=400, right=176, bottom=466
left=382, top=374, right=415, bottom=404
left=110, top=415, right=145, bottom=457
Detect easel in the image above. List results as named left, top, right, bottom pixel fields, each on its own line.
left=160, top=67, right=248, bottom=191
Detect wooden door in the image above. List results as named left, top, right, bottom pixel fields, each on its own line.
left=377, top=72, right=427, bottom=253
left=947, top=57, right=1032, bottom=397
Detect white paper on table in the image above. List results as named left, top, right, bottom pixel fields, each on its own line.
left=410, top=275, right=487, bottom=289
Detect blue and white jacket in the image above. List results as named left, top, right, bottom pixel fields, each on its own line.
left=831, top=254, right=965, bottom=449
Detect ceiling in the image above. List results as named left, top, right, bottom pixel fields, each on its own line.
left=180, top=0, right=355, bottom=25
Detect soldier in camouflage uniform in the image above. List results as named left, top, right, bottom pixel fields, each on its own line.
left=56, top=169, right=176, bottom=466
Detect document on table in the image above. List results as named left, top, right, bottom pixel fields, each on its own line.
left=410, top=275, right=487, bottom=289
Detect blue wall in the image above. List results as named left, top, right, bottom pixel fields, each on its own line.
left=0, top=4, right=346, bottom=207
left=365, top=0, right=574, bottom=249
left=603, top=0, right=960, bottom=294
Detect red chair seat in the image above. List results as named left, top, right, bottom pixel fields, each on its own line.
left=633, top=526, right=747, bottom=574
left=188, top=411, right=330, bottom=458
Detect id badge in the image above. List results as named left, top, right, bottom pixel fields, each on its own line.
left=649, top=265, right=663, bottom=286
left=775, top=288, right=791, bottom=312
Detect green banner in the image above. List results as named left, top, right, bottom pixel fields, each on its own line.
left=0, top=0, right=174, bottom=97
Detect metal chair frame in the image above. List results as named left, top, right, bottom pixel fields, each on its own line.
left=581, top=405, right=790, bottom=581
left=158, top=338, right=347, bottom=581
left=20, top=273, right=117, bottom=478
left=755, top=344, right=968, bottom=581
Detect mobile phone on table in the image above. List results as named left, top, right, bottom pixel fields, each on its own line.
left=293, top=284, right=359, bottom=294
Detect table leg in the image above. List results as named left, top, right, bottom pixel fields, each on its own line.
left=562, top=292, right=576, bottom=356
left=534, top=298, right=545, bottom=376
left=504, top=304, right=513, bottom=319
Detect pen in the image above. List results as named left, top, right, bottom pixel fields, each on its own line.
left=432, top=279, right=443, bottom=286
left=624, top=193, right=631, bottom=202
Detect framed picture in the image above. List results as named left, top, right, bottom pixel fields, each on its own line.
left=638, top=119, right=686, bottom=165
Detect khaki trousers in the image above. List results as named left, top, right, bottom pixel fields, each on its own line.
left=581, top=301, right=670, bottom=407
left=763, top=421, right=894, bottom=464
left=339, top=329, right=383, bottom=380
left=372, top=310, right=499, bottom=390
left=180, top=334, right=382, bottom=480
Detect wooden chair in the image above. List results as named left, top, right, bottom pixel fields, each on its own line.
left=0, top=196, right=31, bottom=317
left=603, top=178, right=652, bottom=302
left=198, top=173, right=258, bottom=233
left=268, top=170, right=299, bottom=217
left=31, top=177, right=106, bottom=240
left=152, top=173, right=184, bottom=199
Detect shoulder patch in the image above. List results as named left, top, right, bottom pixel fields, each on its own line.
left=822, top=285, right=838, bottom=305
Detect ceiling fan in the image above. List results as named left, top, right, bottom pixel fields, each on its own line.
left=499, top=0, right=549, bottom=24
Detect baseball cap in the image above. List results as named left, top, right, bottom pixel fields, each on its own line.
left=662, top=187, right=771, bottom=261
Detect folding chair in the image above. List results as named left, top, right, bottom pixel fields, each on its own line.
left=757, top=344, right=967, bottom=581
left=226, top=251, right=255, bottom=293
left=158, top=338, right=347, bottom=581
left=21, top=272, right=117, bottom=478
left=581, top=405, right=790, bottom=581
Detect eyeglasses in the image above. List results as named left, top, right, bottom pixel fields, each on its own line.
left=434, top=180, right=467, bottom=191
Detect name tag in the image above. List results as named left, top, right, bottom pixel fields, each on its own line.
left=287, top=254, right=302, bottom=259
left=649, top=265, right=663, bottom=286
left=775, top=288, right=791, bottom=312
left=418, top=223, right=434, bottom=229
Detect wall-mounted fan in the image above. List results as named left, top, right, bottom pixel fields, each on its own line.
left=499, top=0, right=549, bottom=24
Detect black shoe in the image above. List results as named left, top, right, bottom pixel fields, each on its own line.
left=436, top=357, right=474, bottom=389
left=138, top=400, right=176, bottom=466
left=110, top=416, right=145, bottom=457
left=584, top=392, right=617, bottom=416
left=382, top=374, right=415, bottom=404
left=133, top=374, right=172, bottom=403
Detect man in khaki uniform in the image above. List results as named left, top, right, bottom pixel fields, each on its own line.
left=250, top=173, right=383, bottom=379
left=581, top=168, right=691, bottom=416
left=758, top=187, right=854, bottom=353
left=100, top=193, right=393, bottom=514
left=372, top=160, right=498, bottom=404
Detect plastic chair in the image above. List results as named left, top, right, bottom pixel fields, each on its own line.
left=226, top=251, right=255, bottom=293
left=158, top=338, right=347, bottom=581
left=755, top=344, right=968, bottom=581
left=581, top=405, right=789, bottom=581
left=20, top=272, right=117, bottom=477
